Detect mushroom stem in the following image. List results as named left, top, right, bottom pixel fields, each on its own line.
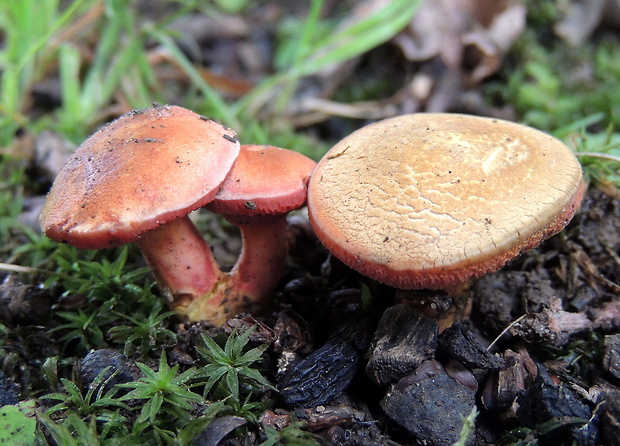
left=136, top=215, right=224, bottom=309
left=160, top=214, right=289, bottom=325
left=229, top=214, right=289, bottom=302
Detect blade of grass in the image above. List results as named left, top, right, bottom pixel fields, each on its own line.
left=237, top=0, right=422, bottom=118
left=299, top=0, right=423, bottom=75
left=147, top=28, right=241, bottom=128
left=0, top=0, right=89, bottom=141
left=58, top=44, right=82, bottom=121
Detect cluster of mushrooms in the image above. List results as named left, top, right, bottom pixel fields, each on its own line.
left=40, top=105, right=585, bottom=329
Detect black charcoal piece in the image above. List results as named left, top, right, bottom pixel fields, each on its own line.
left=516, top=364, right=597, bottom=445
left=603, top=334, right=620, bottom=383
left=80, top=349, right=139, bottom=395
left=594, top=385, right=620, bottom=446
left=366, top=304, right=438, bottom=386
left=381, top=360, right=476, bottom=446
left=278, top=319, right=372, bottom=408
left=438, top=322, right=503, bottom=370
left=190, top=416, right=246, bottom=446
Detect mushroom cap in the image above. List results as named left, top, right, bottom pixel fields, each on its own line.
left=205, top=144, right=317, bottom=216
left=307, top=113, right=585, bottom=290
left=40, top=105, right=240, bottom=249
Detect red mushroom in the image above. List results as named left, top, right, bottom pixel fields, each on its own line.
left=197, top=144, right=317, bottom=323
left=41, top=118, right=316, bottom=325
left=40, top=105, right=240, bottom=323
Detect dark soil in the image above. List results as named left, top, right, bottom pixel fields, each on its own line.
left=3, top=183, right=620, bottom=446
left=240, top=187, right=620, bottom=445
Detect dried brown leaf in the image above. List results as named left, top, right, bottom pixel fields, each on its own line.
left=554, top=0, right=607, bottom=46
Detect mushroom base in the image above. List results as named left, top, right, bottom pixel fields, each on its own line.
left=395, top=288, right=473, bottom=332
left=138, top=214, right=289, bottom=326
left=170, top=275, right=268, bottom=325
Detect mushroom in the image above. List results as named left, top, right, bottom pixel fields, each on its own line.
left=40, top=105, right=243, bottom=324
left=40, top=105, right=241, bottom=321
left=307, top=113, right=585, bottom=329
left=199, top=144, right=317, bottom=323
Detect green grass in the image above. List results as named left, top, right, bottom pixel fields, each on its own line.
left=0, top=157, right=27, bottom=246
left=196, top=327, right=274, bottom=410
left=486, top=2, right=620, bottom=132
left=1, top=0, right=620, bottom=443
left=0, top=0, right=87, bottom=142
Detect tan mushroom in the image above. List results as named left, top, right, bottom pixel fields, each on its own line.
left=307, top=113, right=585, bottom=329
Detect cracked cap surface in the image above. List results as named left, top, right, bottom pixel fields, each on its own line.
left=307, top=113, right=585, bottom=290
left=40, top=105, right=240, bottom=249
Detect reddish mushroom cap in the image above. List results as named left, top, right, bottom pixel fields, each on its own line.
left=40, top=105, right=240, bottom=249
left=205, top=144, right=317, bottom=216
left=307, top=113, right=585, bottom=290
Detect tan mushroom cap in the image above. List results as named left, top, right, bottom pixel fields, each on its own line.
left=307, top=113, right=585, bottom=290
left=206, top=144, right=317, bottom=216
left=40, top=105, right=240, bottom=249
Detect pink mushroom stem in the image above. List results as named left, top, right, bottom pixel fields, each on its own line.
left=136, top=213, right=289, bottom=325
left=229, top=214, right=289, bottom=302
left=176, top=214, right=289, bottom=325
left=136, top=215, right=224, bottom=311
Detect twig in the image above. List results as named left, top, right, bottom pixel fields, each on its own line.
left=0, top=262, right=69, bottom=280
left=0, top=262, right=43, bottom=274
left=487, top=313, right=527, bottom=352
left=575, top=152, right=620, bottom=163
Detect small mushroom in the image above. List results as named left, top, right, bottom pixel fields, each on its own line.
left=307, top=113, right=585, bottom=328
left=41, top=106, right=314, bottom=325
left=200, top=144, right=317, bottom=323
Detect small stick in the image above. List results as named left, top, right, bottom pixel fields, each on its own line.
left=0, top=262, right=42, bottom=274
left=0, top=262, right=70, bottom=280
left=575, top=152, right=620, bottom=163
left=487, top=313, right=527, bottom=352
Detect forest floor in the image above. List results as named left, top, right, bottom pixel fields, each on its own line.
left=2, top=1, right=620, bottom=445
